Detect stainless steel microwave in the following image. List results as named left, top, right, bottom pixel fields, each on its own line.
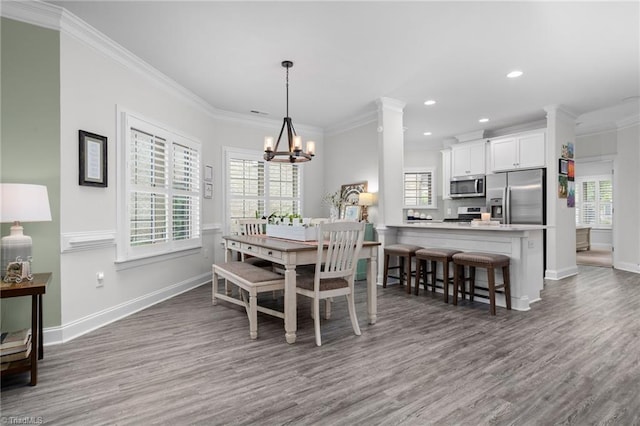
left=450, top=175, right=485, bottom=198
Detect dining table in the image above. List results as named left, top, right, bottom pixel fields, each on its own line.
left=222, top=234, right=381, bottom=344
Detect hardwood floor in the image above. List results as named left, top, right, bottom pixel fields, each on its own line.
left=2, top=265, right=639, bottom=425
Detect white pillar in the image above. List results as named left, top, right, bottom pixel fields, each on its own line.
left=544, top=105, right=578, bottom=279
left=376, top=97, right=406, bottom=226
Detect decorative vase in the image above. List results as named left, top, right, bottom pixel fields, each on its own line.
left=330, top=206, right=339, bottom=222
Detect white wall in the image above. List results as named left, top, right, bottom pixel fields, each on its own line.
left=613, top=123, right=640, bottom=272
left=324, top=122, right=378, bottom=221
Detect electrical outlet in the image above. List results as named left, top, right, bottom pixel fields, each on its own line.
left=96, top=272, right=104, bottom=288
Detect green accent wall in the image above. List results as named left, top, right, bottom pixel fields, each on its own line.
left=1, top=18, right=61, bottom=330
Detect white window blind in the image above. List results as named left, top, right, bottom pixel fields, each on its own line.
left=575, top=175, right=612, bottom=228
left=403, top=170, right=435, bottom=208
left=226, top=149, right=301, bottom=232
left=120, top=112, right=201, bottom=260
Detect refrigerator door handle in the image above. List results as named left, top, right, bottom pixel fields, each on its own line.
left=501, top=187, right=507, bottom=224
left=506, top=186, right=511, bottom=224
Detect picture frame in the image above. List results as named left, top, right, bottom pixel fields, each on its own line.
left=79, top=130, right=107, bottom=187
left=567, top=160, right=575, bottom=181
left=340, top=181, right=367, bottom=206
left=204, top=165, right=213, bottom=182
left=559, top=158, right=568, bottom=175
left=204, top=182, right=213, bottom=199
left=343, top=205, right=361, bottom=222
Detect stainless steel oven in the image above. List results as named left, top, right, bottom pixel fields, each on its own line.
left=450, top=175, right=485, bottom=198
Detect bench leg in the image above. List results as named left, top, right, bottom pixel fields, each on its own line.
left=249, top=292, right=258, bottom=339
left=212, top=270, right=218, bottom=305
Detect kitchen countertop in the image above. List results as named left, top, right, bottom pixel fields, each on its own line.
left=389, top=222, right=546, bottom=231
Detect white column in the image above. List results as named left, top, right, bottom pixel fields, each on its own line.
left=544, top=105, right=578, bottom=279
left=376, top=97, right=406, bottom=226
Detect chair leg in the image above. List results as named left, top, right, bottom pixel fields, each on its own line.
left=488, top=267, right=496, bottom=315
left=430, top=261, right=437, bottom=293
left=249, top=293, right=258, bottom=339
left=469, top=266, right=476, bottom=302
left=383, top=254, right=389, bottom=288
left=442, top=260, right=449, bottom=303
left=325, top=298, right=332, bottom=319
left=399, top=257, right=405, bottom=289
left=405, top=256, right=413, bottom=294
left=313, top=298, right=322, bottom=346
left=453, top=264, right=461, bottom=305
left=346, top=293, right=361, bottom=336
left=415, top=259, right=423, bottom=296
left=503, top=265, right=512, bottom=310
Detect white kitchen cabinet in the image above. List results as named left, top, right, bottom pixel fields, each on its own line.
left=490, top=132, right=545, bottom=172
left=451, top=140, right=486, bottom=177
left=441, top=149, right=451, bottom=199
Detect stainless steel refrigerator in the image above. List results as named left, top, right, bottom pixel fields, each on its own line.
left=486, top=169, right=545, bottom=225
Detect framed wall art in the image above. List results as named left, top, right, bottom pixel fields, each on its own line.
left=343, top=205, right=362, bottom=222
left=79, top=130, right=107, bottom=187
left=340, top=181, right=367, bottom=206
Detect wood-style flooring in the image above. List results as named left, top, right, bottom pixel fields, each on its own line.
left=2, top=265, right=639, bottom=425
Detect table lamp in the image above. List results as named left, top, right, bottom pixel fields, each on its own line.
left=358, top=192, right=374, bottom=223
left=0, top=183, right=52, bottom=279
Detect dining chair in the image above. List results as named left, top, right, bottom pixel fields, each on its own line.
left=296, top=221, right=365, bottom=346
left=237, top=218, right=272, bottom=267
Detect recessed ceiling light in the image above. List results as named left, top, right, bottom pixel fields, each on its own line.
left=423, top=132, right=432, bottom=136
left=507, top=70, right=523, bottom=78
left=424, top=100, right=436, bottom=106
left=479, top=118, right=490, bottom=123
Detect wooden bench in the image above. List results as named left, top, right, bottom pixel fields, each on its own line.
left=212, top=261, right=285, bottom=339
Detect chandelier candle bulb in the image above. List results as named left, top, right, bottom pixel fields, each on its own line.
left=264, top=136, right=274, bottom=151
left=306, top=141, right=315, bottom=155
left=293, top=135, right=302, bottom=151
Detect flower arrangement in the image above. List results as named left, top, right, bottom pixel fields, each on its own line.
left=322, top=190, right=342, bottom=209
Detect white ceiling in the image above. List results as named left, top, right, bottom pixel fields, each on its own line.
left=49, top=1, right=639, bottom=148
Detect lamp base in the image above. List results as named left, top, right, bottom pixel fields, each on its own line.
left=1, top=224, right=32, bottom=279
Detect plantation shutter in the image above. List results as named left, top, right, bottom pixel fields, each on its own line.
left=172, top=142, right=201, bottom=241
left=228, top=158, right=265, bottom=221
left=268, top=162, right=300, bottom=217
left=129, top=128, right=168, bottom=246
left=403, top=171, right=434, bottom=207
left=576, top=176, right=613, bottom=228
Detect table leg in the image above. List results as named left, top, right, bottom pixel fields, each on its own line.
left=30, top=294, right=38, bottom=386
left=367, top=250, right=378, bottom=325
left=38, top=294, right=44, bottom=360
left=284, top=262, right=297, bottom=344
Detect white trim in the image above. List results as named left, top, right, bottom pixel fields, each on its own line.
left=544, top=265, right=579, bottom=280
left=202, top=223, right=222, bottom=234
left=616, top=115, right=640, bottom=130
left=1, top=0, right=62, bottom=31
left=44, top=273, right=211, bottom=345
left=376, top=97, right=406, bottom=113
left=324, top=110, right=377, bottom=137
left=574, top=155, right=616, bottom=163
left=61, top=230, right=116, bottom=253
left=114, top=247, right=201, bottom=271
left=614, top=261, right=640, bottom=274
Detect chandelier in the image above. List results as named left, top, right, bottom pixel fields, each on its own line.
left=263, top=60, right=315, bottom=163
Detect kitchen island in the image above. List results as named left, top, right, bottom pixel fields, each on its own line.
left=377, top=222, right=545, bottom=311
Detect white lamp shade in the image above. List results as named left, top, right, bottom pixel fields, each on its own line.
left=358, top=192, right=374, bottom=206
left=0, top=183, right=52, bottom=223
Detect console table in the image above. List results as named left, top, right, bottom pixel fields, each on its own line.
left=1, top=272, right=51, bottom=386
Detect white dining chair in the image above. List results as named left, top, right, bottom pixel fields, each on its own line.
left=295, top=221, right=365, bottom=346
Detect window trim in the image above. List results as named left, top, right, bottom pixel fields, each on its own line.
left=575, top=173, right=613, bottom=229
left=116, top=107, right=202, bottom=262
left=402, top=167, right=437, bottom=209
left=223, top=146, right=304, bottom=234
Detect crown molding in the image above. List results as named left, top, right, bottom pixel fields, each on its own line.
left=544, top=104, right=579, bottom=121
left=324, top=110, right=377, bottom=138
left=1, top=0, right=62, bottom=31
left=617, top=114, right=640, bottom=130
left=376, top=97, right=406, bottom=113
left=3, top=0, right=323, bottom=137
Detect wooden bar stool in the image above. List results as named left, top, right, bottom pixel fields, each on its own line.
left=415, top=248, right=462, bottom=302
left=383, top=244, right=422, bottom=294
left=452, top=252, right=511, bottom=315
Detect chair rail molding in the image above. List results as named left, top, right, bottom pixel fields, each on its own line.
left=61, top=230, right=116, bottom=253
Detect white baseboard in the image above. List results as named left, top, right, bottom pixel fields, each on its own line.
left=614, top=261, right=640, bottom=274
left=43, top=273, right=211, bottom=346
left=545, top=265, right=579, bottom=280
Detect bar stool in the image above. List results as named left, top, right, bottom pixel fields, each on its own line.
left=452, top=252, right=511, bottom=315
left=415, top=248, right=462, bottom=302
left=383, top=244, right=422, bottom=294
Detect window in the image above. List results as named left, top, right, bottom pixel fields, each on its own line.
left=118, top=112, right=201, bottom=260
left=575, top=175, right=612, bottom=228
left=225, top=148, right=301, bottom=232
left=403, top=169, right=436, bottom=208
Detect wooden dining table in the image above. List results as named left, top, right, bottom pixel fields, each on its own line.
left=222, top=234, right=381, bottom=344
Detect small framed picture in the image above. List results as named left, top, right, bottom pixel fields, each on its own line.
left=79, top=130, right=107, bottom=187
left=567, top=160, right=575, bottom=181
left=204, top=165, right=213, bottom=182
left=559, top=158, right=568, bottom=175
left=343, top=205, right=361, bottom=222
left=204, top=182, right=213, bottom=199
